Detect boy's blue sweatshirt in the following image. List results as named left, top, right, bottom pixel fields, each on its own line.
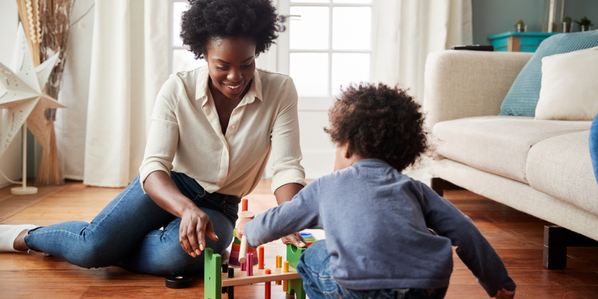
left=244, top=159, right=516, bottom=296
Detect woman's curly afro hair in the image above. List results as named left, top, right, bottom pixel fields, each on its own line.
left=180, top=0, right=279, bottom=60
left=324, top=83, right=429, bottom=172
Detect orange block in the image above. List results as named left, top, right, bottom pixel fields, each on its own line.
left=282, top=260, right=289, bottom=291
left=242, top=198, right=248, bottom=212
left=258, top=246, right=264, bottom=269
left=276, top=255, right=282, bottom=268
left=232, top=242, right=256, bottom=252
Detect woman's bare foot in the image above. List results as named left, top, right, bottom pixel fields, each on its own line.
left=13, top=229, right=29, bottom=251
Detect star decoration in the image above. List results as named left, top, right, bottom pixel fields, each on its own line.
left=0, top=23, right=65, bottom=158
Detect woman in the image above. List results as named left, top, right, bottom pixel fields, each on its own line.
left=0, top=0, right=306, bottom=276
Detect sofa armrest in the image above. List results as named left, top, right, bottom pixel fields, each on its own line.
left=423, top=50, right=533, bottom=129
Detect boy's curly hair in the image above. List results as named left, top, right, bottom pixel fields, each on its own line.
left=180, top=0, right=279, bottom=60
left=324, top=83, right=428, bottom=172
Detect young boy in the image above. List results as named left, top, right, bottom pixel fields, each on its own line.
left=238, top=83, right=516, bottom=299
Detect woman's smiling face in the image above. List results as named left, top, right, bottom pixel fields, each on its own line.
left=204, top=36, right=257, bottom=101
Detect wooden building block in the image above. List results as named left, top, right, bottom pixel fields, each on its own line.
left=204, top=244, right=306, bottom=299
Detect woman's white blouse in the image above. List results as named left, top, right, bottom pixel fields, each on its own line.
left=139, top=65, right=306, bottom=197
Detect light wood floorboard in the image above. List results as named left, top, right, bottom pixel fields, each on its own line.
left=1, top=181, right=597, bottom=298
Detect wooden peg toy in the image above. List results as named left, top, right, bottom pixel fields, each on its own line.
left=275, top=255, right=282, bottom=285
left=258, top=246, right=264, bottom=270
left=241, top=198, right=248, bottom=212
left=282, top=261, right=289, bottom=292
left=204, top=245, right=306, bottom=299
left=246, top=252, right=253, bottom=276
left=238, top=211, right=255, bottom=264
left=265, top=269, right=272, bottom=299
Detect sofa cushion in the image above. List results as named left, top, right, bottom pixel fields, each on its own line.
left=499, top=31, right=598, bottom=117
left=526, top=131, right=598, bottom=216
left=433, top=116, right=591, bottom=184
left=536, top=46, right=598, bottom=121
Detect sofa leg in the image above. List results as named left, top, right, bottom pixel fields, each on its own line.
left=543, top=225, right=598, bottom=270
left=430, top=177, right=463, bottom=197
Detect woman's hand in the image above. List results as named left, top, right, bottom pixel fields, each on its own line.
left=144, top=171, right=219, bottom=258
left=179, top=207, right=218, bottom=257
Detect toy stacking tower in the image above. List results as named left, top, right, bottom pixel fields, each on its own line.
left=299, top=232, right=316, bottom=246
left=229, top=199, right=258, bottom=266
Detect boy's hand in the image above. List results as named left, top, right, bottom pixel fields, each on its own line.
left=494, top=288, right=515, bottom=299
left=236, top=219, right=306, bottom=248
left=236, top=217, right=252, bottom=240
left=281, top=233, right=307, bottom=248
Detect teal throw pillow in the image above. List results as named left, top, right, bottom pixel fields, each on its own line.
left=500, top=31, right=598, bottom=116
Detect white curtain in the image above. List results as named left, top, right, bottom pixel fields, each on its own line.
left=372, top=0, right=473, bottom=104
left=372, top=0, right=472, bottom=185
left=56, top=0, right=168, bottom=187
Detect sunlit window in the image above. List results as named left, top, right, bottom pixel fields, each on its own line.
left=169, top=0, right=206, bottom=74
left=288, top=0, right=374, bottom=97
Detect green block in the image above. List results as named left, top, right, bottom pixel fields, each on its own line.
left=288, top=278, right=305, bottom=299
left=204, top=248, right=222, bottom=299
left=286, top=244, right=307, bottom=299
left=286, top=244, right=305, bottom=269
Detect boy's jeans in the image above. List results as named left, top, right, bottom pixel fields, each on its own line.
left=24, top=171, right=239, bottom=276
left=297, top=240, right=448, bottom=299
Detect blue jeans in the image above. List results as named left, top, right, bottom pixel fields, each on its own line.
left=590, top=115, right=598, bottom=184
left=297, top=240, right=448, bottom=299
left=24, top=171, right=239, bottom=276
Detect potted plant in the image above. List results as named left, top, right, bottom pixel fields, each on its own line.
left=563, top=17, right=572, bottom=33
left=515, top=19, right=527, bottom=32
left=575, top=16, right=593, bottom=32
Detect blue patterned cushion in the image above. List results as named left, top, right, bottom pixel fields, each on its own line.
left=500, top=31, right=598, bottom=116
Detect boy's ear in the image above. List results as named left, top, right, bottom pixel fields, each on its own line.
left=344, top=141, right=352, bottom=159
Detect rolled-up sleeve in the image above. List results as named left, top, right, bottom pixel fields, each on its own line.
left=270, top=78, right=306, bottom=193
left=138, top=76, right=181, bottom=192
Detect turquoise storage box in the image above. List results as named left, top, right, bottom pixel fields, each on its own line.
left=488, top=32, right=559, bottom=52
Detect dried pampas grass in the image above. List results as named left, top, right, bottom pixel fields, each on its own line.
left=16, top=0, right=77, bottom=186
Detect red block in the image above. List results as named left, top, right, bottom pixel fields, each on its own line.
left=265, top=269, right=272, bottom=299
left=247, top=253, right=253, bottom=276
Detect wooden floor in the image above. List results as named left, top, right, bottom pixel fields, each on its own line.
left=1, top=180, right=597, bottom=299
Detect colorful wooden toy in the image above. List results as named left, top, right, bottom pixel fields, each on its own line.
left=204, top=244, right=306, bottom=299
left=265, top=269, right=272, bottom=299
left=258, top=246, right=264, bottom=270
left=299, top=232, right=317, bottom=247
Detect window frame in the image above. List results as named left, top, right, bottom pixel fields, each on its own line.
left=278, top=0, right=376, bottom=111
left=168, top=0, right=191, bottom=74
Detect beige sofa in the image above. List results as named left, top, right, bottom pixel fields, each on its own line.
left=423, top=50, right=598, bottom=269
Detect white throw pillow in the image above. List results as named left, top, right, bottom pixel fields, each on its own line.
left=535, top=46, right=598, bottom=121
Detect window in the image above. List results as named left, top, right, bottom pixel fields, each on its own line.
left=168, top=0, right=206, bottom=74
left=278, top=0, right=375, bottom=101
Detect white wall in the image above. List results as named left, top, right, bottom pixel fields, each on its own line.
left=0, top=0, right=23, bottom=188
